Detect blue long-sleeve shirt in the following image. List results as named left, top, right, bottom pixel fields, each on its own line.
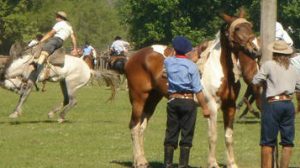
left=164, top=56, right=202, bottom=94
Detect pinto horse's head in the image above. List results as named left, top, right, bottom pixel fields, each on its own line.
left=221, top=9, right=260, bottom=59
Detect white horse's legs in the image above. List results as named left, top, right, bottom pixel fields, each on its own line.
left=207, top=100, right=220, bottom=168
left=139, top=118, right=148, bottom=158
left=48, top=103, right=63, bottom=119
left=9, top=82, right=33, bottom=118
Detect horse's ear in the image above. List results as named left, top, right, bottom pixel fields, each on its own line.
left=220, top=13, right=234, bottom=23
left=238, top=7, right=246, bottom=18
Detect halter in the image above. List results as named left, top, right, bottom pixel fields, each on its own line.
left=226, top=18, right=258, bottom=59
left=228, top=18, right=252, bottom=46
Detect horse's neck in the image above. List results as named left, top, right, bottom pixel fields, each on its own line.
left=6, top=55, right=33, bottom=77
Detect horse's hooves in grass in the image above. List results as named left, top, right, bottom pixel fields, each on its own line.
left=57, top=118, right=65, bottom=123
left=9, top=112, right=21, bottom=118
left=48, top=112, right=55, bottom=119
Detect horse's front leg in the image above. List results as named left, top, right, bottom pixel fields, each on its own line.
left=9, top=82, right=33, bottom=118
left=222, top=103, right=238, bottom=168
left=207, top=100, right=220, bottom=168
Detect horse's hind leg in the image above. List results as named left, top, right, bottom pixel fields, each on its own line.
left=55, top=79, right=78, bottom=123
left=129, top=91, right=148, bottom=168
left=139, top=90, right=163, bottom=163
left=9, top=82, right=33, bottom=118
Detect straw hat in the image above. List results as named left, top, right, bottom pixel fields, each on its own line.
left=267, top=40, right=293, bottom=55
left=56, top=11, right=67, bottom=20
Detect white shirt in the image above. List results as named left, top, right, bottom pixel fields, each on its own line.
left=110, top=40, right=129, bottom=54
left=275, top=22, right=293, bottom=46
left=28, top=39, right=39, bottom=47
left=53, top=20, right=73, bottom=41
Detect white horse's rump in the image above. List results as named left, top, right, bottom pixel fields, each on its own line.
left=1, top=52, right=116, bottom=122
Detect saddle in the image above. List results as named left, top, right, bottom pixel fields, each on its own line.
left=47, top=48, right=65, bottom=67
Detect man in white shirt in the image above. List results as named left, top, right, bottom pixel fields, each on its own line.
left=276, top=22, right=294, bottom=46
left=28, top=11, right=78, bottom=84
left=110, top=36, right=130, bottom=56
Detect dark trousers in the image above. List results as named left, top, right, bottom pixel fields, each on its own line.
left=261, top=100, right=295, bottom=147
left=43, top=37, right=63, bottom=55
left=164, top=98, right=197, bottom=148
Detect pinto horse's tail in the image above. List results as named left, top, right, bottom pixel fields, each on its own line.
left=90, top=70, right=118, bottom=102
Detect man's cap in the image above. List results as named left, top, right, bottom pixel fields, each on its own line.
left=267, top=40, right=293, bottom=55
left=56, top=11, right=67, bottom=20
left=172, top=36, right=193, bottom=55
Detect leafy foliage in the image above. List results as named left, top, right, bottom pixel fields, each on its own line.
left=121, top=0, right=300, bottom=48
left=0, top=0, right=127, bottom=54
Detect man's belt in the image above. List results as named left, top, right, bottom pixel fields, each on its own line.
left=267, top=95, right=292, bottom=102
left=169, top=93, right=194, bottom=99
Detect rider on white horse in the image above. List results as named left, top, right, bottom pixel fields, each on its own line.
left=29, top=11, right=78, bottom=85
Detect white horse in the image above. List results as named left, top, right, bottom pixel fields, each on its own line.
left=0, top=44, right=117, bottom=123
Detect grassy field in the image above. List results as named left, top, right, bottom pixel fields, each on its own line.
left=0, top=82, right=300, bottom=168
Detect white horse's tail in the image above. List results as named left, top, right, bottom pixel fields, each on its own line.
left=90, top=70, right=118, bottom=102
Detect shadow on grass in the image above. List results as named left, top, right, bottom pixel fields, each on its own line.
left=0, top=120, right=72, bottom=125
left=110, top=160, right=217, bottom=168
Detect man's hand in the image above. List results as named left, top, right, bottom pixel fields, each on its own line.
left=202, top=108, right=210, bottom=118
left=71, top=48, right=79, bottom=56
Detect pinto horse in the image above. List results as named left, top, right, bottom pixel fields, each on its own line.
left=125, top=9, right=260, bottom=168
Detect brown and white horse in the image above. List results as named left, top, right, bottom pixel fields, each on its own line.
left=125, top=10, right=260, bottom=168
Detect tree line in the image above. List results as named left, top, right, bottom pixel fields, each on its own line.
left=121, top=0, right=300, bottom=48
left=0, top=0, right=299, bottom=54
left=0, top=0, right=127, bottom=54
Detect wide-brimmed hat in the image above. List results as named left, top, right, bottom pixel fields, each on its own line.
left=267, top=40, right=293, bottom=55
left=56, top=11, right=67, bottom=20
left=172, top=36, right=193, bottom=55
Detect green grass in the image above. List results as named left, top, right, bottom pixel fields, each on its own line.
left=0, top=83, right=300, bottom=168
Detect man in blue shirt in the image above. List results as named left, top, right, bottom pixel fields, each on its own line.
left=163, top=36, right=210, bottom=168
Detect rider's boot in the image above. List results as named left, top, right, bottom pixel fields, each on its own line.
left=28, top=51, right=49, bottom=83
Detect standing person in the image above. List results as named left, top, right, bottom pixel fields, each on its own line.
left=28, top=11, right=78, bottom=84
left=28, top=34, right=43, bottom=47
left=163, top=36, right=210, bottom=168
left=252, top=40, right=300, bottom=168
left=110, top=36, right=130, bottom=56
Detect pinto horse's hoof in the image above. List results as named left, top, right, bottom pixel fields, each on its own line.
left=9, top=112, right=21, bottom=118
left=57, top=118, right=65, bottom=123
left=133, top=156, right=149, bottom=168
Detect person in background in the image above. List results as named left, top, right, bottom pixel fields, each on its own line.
left=28, top=34, right=43, bottom=47
left=81, top=42, right=97, bottom=65
left=252, top=40, right=300, bottom=168
left=163, top=36, right=210, bottom=168
left=110, top=36, right=130, bottom=56
left=276, top=22, right=293, bottom=47
left=28, top=11, right=78, bottom=85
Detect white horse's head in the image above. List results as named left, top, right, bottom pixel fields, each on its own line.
left=0, top=43, right=42, bottom=93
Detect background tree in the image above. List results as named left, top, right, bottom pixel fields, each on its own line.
left=121, top=0, right=299, bottom=48
left=0, top=0, right=128, bottom=54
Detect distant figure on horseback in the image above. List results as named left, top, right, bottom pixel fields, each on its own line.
left=81, top=41, right=97, bottom=69
left=28, top=11, right=78, bottom=85
left=108, top=36, right=130, bottom=74
left=110, top=36, right=130, bottom=56
left=28, top=34, right=43, bottom=47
